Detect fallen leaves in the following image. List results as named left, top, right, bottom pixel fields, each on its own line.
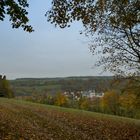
left=0, top=99, right=139, bottom=140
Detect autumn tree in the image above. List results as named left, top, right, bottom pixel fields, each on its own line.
left=55, top=93, right=68, bottom=106
left=100, top=90, right=120, bottom=115
left=119, top=93, right=137, bottom=117
left=78, top=97, right=90, bottom=110
left=120, top=78, right=140, bottom=117
left=47, top=0, right=140, bottom=76
left=0, top=0, right=33, bottom=32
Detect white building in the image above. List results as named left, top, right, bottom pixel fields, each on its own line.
left=82, top=90, right=104, bottom=98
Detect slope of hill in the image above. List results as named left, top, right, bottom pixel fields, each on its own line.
left=0, top=98, right=140, bottom=140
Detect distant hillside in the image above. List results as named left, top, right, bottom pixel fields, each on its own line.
left=14, top=76, right=113, bottom=81
left=10, top=76, right=114, bottom=96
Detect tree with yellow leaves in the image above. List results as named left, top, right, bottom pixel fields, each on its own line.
left=55, top=93, right=68, bottom=107
left=100, top=90, right=119, bottom=115
left=119, top=93, right=137, bottom=117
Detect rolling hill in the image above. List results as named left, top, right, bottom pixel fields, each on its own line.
left=0, top=98, right=140, bottom=140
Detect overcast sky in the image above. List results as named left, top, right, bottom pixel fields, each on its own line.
left=0, top=0, right=111, bottom=79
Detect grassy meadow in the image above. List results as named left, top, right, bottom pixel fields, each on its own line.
left=0, top=98, right=140, bottom=140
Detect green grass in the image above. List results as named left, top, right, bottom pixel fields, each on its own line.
left=0, top=98, right=140, bottom=140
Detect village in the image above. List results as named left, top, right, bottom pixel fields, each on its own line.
left=63, top=90, right=104, bottom=100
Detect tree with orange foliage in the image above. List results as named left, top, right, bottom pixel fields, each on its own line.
left=55, top=93, right=68, bottom=106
